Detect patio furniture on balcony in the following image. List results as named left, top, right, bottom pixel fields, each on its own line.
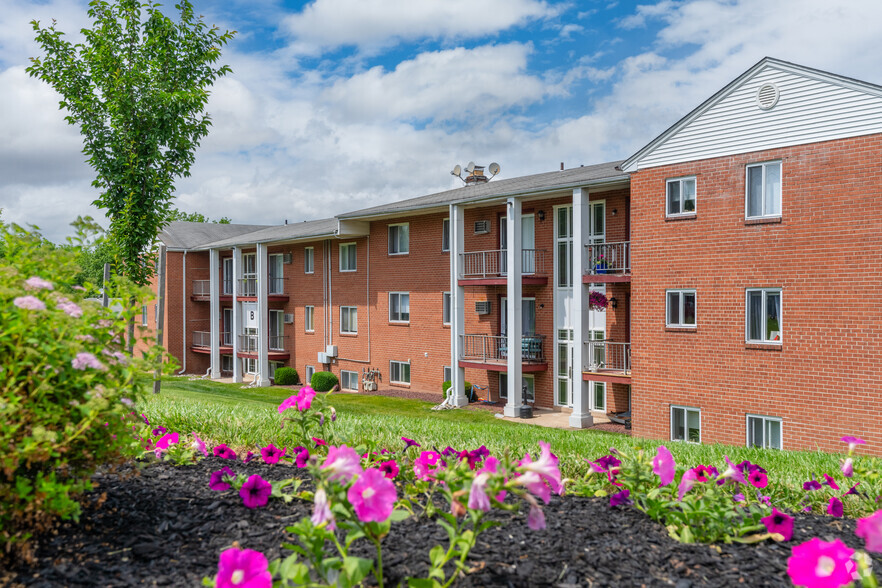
left=583, top=241, right=631, bottom=283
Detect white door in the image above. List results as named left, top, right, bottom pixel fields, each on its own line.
left=499, top=214, right=534, bottom=275
left=554, top=205, right=573, bottom=406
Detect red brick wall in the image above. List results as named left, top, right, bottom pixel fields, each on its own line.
left=630, top=134, right=882, bottom=452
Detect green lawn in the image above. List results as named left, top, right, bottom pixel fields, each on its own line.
left=139, top=376, right=847, bottom=492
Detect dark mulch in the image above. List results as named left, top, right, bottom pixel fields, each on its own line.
left=9, top=459, right=879, bottom=587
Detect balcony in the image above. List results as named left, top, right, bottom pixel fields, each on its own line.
left=582, top=340, right=631, bottom=384
left=583, top=241, right=631, bottom=283
left=192, top=280, right=211, bottom=301
left=191, top=331, right=232, bottom=353
left=238, top=277, right=258, bottom=297
left=459, top=249, right=548, bottom=286
left=458, top=334, right=547, bottom=372
left=238, top=333, right=290, bottom=359
left=233, top=277, right=289, bottom=300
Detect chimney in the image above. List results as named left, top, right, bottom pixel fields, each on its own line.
left=560, top=162, right=564, bottom=171
left=464, top=165, right=488, bottom=185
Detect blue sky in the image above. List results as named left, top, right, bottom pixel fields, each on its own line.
left=2, top=0, right=882, bottom=242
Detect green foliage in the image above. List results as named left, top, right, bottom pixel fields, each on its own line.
left=0, top=225, right=159, bottom=561
left=165, top=208, right=231, bottom=224
left=311, top=371, right=338, bottom=392
left=273, top=367, right=298, bottom=386
left=441, top=380, right=472, bottom=395
left=27, top=0, right=235, bottom=286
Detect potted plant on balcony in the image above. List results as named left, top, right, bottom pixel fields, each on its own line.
left=589, top=290, right=609, bottom=311
left=594, top=253, right=608, bottom=274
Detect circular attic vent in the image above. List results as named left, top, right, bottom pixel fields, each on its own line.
left=756, top=83, right=780, bottom=110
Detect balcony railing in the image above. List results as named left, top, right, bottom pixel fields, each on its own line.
left=268, top=277, right=284, bottom=295
left=584, top=341, right=631, bottom=375
left=460, top=334, right=546, bottom=363
left=193, top=331, right=231, bottom=349
left=239, top=334, right=258, bottom=352
left=460, top=249, right=547, bottom=278
left=238, top=277, right=258, bottom=297
left=193, top=280, right=210, bottom=297
left=269, top=335, right=288, bottom=351
left=585, top=241, right=630, bottom=275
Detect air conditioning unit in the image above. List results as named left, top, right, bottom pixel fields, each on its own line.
left=475, top=301, right=491, bottom=315
left=326, top=345, right=338, bottom=357
left=282, top=253, right=292, bottom=264
left=318, top=352, right=329, bottom=364
left=283, top=313, right=294, bottom=324
left=474, top=220, right=490, bottom=234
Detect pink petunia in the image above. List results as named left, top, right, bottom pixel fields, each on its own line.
left=761, top=507, right=794, bottom=541
left=822, top=473, right=840, bottom=490
left=297, top=386, right=317, bottom=411
left=401, top=437, right=421, bottom=450
left=292, top=446, right=310, bottom=468
left=787, top=538, right=856, bottom=588
left=748, top=470, right=769, bottom=489
left=216, top=547, right=271, bottom=588
left=154, top=432, right=179, bottom=452
left=841, top=436, right=866, bottom=455
left=378, top=460, right=399, bottom=479
left=413, top=450, right=444, bottom=481
left=841, top=458, right=854, bottom=478
left=240, top=475, right=272, bottom=509
left=214, top=444, right=238, bottom=460
left=320, top=445, right=363, bottom=483
left=468, top=471, right=492, bottom=512
left=311, top=487, right=336, bottom=530
left=827, top=497, right=844, bottom=518
left=519, top=441, right=564, bottom=496
left=525, top=494, right=546, bottom=531
left=210, top=467, right=236, bottom=491
left=856, top=510, right=882, bottom=553
left=678, top=468, right=699, bottom=501
left=25, top=276, right=53, bottom=291
left=191, top=433, right=209, bottom=457
left=720, top=456, right=747, bottom=485
left=278, top=394, right=298, bottom=413
left=348, top=468, right=397, bottom=523
left=71, top=352, right=106, bottom=371
left=260, top=444, right=286, bottom=465
left=651, top=446, right=675, bottom=487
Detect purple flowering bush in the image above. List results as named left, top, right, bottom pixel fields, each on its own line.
left=0, top=224, right=163, bottom=560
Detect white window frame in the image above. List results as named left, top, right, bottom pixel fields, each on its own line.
left=671, top=405, right=701, bottom=443
left=443, top=365, right=452, bottom=383
left=221, top=355, right=233, bottom=372
left=141, top=305, right=148, bottom=326
left=340, top=306, right=358, bottom=334
left=666, top=176, right=697, bottom=217
left=666, top=289, right=697, bottom=328
left=305, top=305, right=315, bottom=333
left=746, top=414, right=783, bottom=449
left=305, top=365, right=315, bottom=383
left=745, top=288, right=782, bottom=344
left=390, top=360, right=411, bottom=384
left=304, top=247, right=314, bottom=274
left=222, top=257, right=233, bottom=295
left=388, top=223, right=409, bottom=255
left=269, top=361, right=282, bottom=379
left=499, top=373, right=536, bottom=402
left=441, top=218, right=450, bottom=252
left=341, top=370, right=359, bottom=391
left=339, top=243, right=357, bottom=272
left=442, top=292, right=451, bottom=325
left=268, top=254, right=284, bottom=295
left=589, top=381, right=606, bottom=412
left=745, top=161, right=782, bottom=219
left=389, top=292, right=410, bottom=323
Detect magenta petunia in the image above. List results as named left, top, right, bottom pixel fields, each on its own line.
left=320, top=445, right=363, bottom=483
left=468, top=470, right=492, bottom=512
left=240, top=474, right=272, bottom=509
left=844, top=482, right=860, bottom=496
left=152, top=426, right=168, bottom=437
left=413, top=450, right=444, bottom=481
left=291, top=446, right=310, bottom=468
left=71, top=351, right=106, bottom=371
left=348, top=468, right=397, bottom=523
left=401, top=437, right=421, bottom=450
left=856, top=510, right=882, bottom=553
left=678, top=468, right=699, bottom=501
left=278, top=394, right=298, bottom=413
left=260, top=444, right=285, bottom=465
left=609, top=488, right=631, bottom=507
left=210, top=467, right=236, bottom=491
left=787, top=538, right=856, bottom=588
left=191, top=433, right=209, bottom=457
left=841, top=458, right=854, bottom=478
left=720, top=456, right=747, bottom=485
left=312, top=437, right=327, bottom=447
left=526, top=502, right=546, bottom=531
left=25, top=276, right=54, bottom=291
left=519, top=441, right=564, bottom=496
left=14, top=295, right=47, bottom=310
left=761, top=507, right=794, bottom=541
left=296, top=387, right=317, bottom=411
left=216, top=546, right=271, bottom=588
left=804, top=480, right=823, bottom=491
left=827, top=497, right=844, bottom=518
left=822, top=473, right=840, bottom=490
left=748, top=470, right=768, bottom=489
left=214, top=444, right=238, bottom=460
left=651, top=445, right=675, bottom=487
left=378, top=460, right=399, bottom=479
left=154, top=432, right=179, bottom=451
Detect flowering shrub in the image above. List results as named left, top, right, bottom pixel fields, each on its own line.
left=0, top=225, right=161, bottom=560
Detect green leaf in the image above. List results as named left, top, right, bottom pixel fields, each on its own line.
left=389, top=508, right=411, bottom=522
left=429, top=545, right=446, bottom=568
left=342, top=556, right=374, bottom=585
left=408, top=579, right=440, bottom=588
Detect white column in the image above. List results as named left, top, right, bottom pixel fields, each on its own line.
left=503, top=197, right=523, bottom=417
left=449, top=204, right=468, bottom=407
left=209, top=248, right=220, bottom=378
left=232, top=247, right=242, bottom=383
left=256, top=243, right=271, bottom=387
left=570, top=188, right=594, bottom=428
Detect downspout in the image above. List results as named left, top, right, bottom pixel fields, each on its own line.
left=177, top=250, right=187, bottom=374
left=326, top=239, right=332, bottom=348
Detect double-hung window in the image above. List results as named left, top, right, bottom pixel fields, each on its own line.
left=268, top=254, right=284, bottom=294
left=341, top=370, right=359, bottom=391
left=340, top=243, right=357, bottom=272
left=747, top=415, right=782, bottom=449
left=746, top=288, right=782, bottom=343
left=389, top=292, right=410, bottom=323
left=441, top=218, right=450, bottom=252
left=671, top=406, right=701, bottom=443
left=666, top=177, right=696, bottom=216
left=746, top=161, right=782, bottom=219
left=666, top=289, right=696, bottom=327
left=304, top=247, right=314, bottom=274
left=305, top=306, right=315, bottom=333
left=390, top=360, right=410, bottom=384
left=141, top=305, right=148, bottom=326
left=340, top=306, right=357, bottom=334
left=388, top=223, right=409, bottom=255
left=499, top=373, right=535, bottom=402
left=442, top=292, right=451, bottom=325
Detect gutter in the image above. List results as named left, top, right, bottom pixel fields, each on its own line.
left=177, top=250, right=187, bottom=374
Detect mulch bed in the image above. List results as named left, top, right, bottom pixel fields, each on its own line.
left=9, top=458, right=880, bottom=587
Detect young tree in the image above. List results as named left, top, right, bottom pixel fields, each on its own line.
left=27, top=0, right=235, bottom=287
left=166, top=208, right=232, bottom=224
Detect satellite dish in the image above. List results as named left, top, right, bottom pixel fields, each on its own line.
left=465, top=161, right=476, bottom=173
left=488, top=162, right=500, bottom=177
left=451, top=165, right=461, bottom=176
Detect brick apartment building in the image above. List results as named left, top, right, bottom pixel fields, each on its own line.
left=143, top=58, right=882, bottom=453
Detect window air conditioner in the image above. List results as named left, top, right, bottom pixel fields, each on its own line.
left=475, top=301, right=491, bottom=315
left=326, top=345, right=338, bottom=357
left=283, top=313, right=294, bottom=324
left=318, top=352, right=329, bottom=364
left=474, top=220, right=490, bottom=234
left=283, top=253, right=292, bottom=264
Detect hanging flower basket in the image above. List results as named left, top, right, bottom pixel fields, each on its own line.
left=589, top=290, right=608, bottom=310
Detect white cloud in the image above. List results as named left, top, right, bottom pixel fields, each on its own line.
left=283, top=0, right=558, bottom=55
left=617, top=1, right=678, bottom=30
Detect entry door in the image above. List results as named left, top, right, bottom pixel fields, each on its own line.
left=500, top=297, right=537, bottom=335
left=222, top=308, right=233, bottom=346
left=554, top=205, right=574, bottom=406
left=269, top=310, right=283, bottom=350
